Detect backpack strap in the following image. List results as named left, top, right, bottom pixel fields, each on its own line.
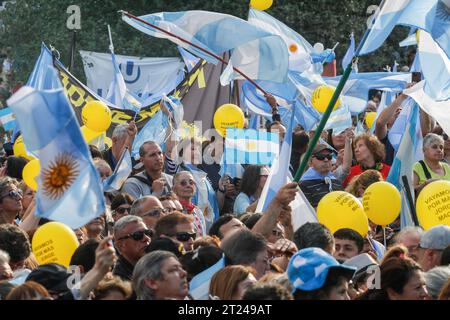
left=130, top=172, right=153, bottom=188
left=419, top=160, right=432, bottom=180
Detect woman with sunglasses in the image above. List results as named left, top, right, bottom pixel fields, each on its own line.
left=299, top=144, right=343, bottom=208
left=0, top=177, right=23, bottom=225
left=110, top=193, right=134, bottom=222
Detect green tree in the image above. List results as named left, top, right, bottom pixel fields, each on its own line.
left=0, top=0, right=413, bottom=84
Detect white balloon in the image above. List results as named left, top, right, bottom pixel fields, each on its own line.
left=313, top=42, right=324, bottom=54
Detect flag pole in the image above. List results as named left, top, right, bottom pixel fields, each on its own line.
left=68, top=30, right=76, bottom=72
left=119, top=11, right=270, bottom=97
left=293, top=0, right=387, bottom=182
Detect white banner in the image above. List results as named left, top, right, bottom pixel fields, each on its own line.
left=80, top=50, right=185, bottom=99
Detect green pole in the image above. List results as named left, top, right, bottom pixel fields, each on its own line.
left=293, top=61, right=354, bottom=182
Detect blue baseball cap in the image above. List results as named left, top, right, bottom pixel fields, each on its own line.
left=287, top=247, right=356, bottom=292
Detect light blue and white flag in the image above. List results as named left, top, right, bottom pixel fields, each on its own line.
left=358, top=0, right=450, bottom=58
left=189, top=255, right=225, bottom=300
left=103, top=148, right=133, bottom=192
left=418, top=30, right=450, bottom=101
left=388, top=98, right=416, bottom=153
left=399, top=28, right=418, bottom=47
left=8, top=86, right=106, bottom=229
left=177, top=46, right=200, bottom=72
left=224, top=129, right=279, bottom=166
left=218, top=161, right=245, bottom=179
left=0, top=108, right=16, bottom=131
left=342, top=33, right=357, bottom=71
left=122, top=10, right=289, bottom=82
left=324, top=72, right=411, bottom=114
left=387, top=103, right=423, bottom=229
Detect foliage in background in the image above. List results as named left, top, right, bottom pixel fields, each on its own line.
left=0, top=0, right=413, bottom=85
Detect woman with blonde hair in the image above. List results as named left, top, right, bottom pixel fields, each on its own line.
left=209, top=265, right=257, bottom=300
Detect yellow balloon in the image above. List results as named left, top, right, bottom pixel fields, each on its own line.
left=213, top=104, right=245, bottom=137
left=13, top=136, right=35, bottom=161
left=104, top=136, right=112, bottom=149
left=250, top=0, right=273, bottom=11
left=81, top=125, right=103, bottom=144
left=32, top=222, right=79, bottom=267
left=311, top=85, right=341, bottom=113
left=22, top=159, right=40, bottom=191
left=317, top=191, right=369, bottom=237
left=82, top=100, right=112, bottom=132
left=365, top=112, right=377, bottom=129
left=362, top=182, right=401, bottom=226
left=416, top=180, right=450, bottom=230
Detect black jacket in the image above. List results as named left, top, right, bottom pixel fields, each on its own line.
left=112, top=255, right=135, bottom=282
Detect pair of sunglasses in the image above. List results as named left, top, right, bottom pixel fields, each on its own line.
left=313, top=154, right=333, bottom=161
left=169, top=231, right=196, bottom=242
left=0, top=189, right=23, bottom=200
left=117, top=229, right=153, bottom=241
left=114, top=206, right=131, bottom=215
left=180, top=179, right=195, bottom=187
left=142, top=208, right=167, bottom=217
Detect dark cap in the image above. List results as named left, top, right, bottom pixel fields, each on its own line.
left=25, top=263, right=70, bottom=294
left=312, top=144, right=334, bottom=155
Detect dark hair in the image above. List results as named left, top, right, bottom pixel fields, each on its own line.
left=441, top=245, right=450, bottom=266
left=240, top=165, right=265, bottom=197
left=0, top=224, right=31, bottom=264
left=69, top=239, right=99, bottom=273
left=240, top=212, right=262, bottom=229
left=293, top=268, right=349, bottom=300
left=0, top=281, right=16, bottom=300
left=145, top=237, right=183, bottom=257
left=208, top=214, right=235, bottom=239
left=293, top=223, right=334, bottom=253
left=334, top=228, right=364, bottom=253
left=267, top=121, right=284, bottom=132
left=179, top=246, right=223, bottom=282
left=242, top=283, right=293, bottom=300
left=220, top=229, right=267, bottom=266
left=359, top=246, right=422, bottom=300
left=89, top=145, right=102, bottom=159
left=110, top=193, right=134, bottom=211
left=292, top=130, right=310, bottom=152
left=154, top=212, right=193, bottom=238
left=5, top=156, right=28, bottom=180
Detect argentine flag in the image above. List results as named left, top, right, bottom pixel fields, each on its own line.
left=224, top=129, right=279, bottom=166
left=103, top=148, right=133, bottom=192
left=122, top=10, right=289, bottom=83
left=0, top=108, right=16, bottom=131
left=358, top=0, right=450, bottom=59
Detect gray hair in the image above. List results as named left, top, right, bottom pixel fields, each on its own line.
left=423, top=133, right=444, bottom=150
left=0, top=249, right=10, bottom=264
left=393, top=226, right=424, bottom=245
left=132, top=250, right=177, bottom=300
left=424, top=266, right=450, bottom=299
left=130, top=196, right=156, bottom=216
left=113, top=215, right=144, bottom=238
left=112, top=124, right=129, bottom=141
left=173, top=171, right=193, bottom=185
left=0, top=177, right=19, bottom=196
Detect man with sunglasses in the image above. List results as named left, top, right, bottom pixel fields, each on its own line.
left=299, top=144, right=343, bottom=208
left=130, top=195, right=167, bottom=230
left=0, top=177, right=23, bottom=225
left=113, top=215, right=152, bottom=281
left=154, top=212, right=196, bottom=253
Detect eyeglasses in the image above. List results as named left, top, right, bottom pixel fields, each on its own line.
left=168, top=231, right=196, bottom=242
left=179, top=179, right=195, bottom=187
left=0, top=189, right=23, bottom=200
left=117, top=229, right=153, bottom=241
left=313, top=154, right=333, bottom=161
left=113, top=206, right=131, bottom=215
left=142, top=208, right=167, bottom=217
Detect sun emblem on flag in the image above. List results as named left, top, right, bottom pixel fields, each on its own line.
left=245, top=141, right=257, bottom=151
left=41, top=153, right=80, bottom=199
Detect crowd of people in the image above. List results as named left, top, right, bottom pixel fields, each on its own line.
left=0, top=44, right=449, bottom=301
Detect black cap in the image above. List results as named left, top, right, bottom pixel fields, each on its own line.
left=26, top=263, right=71, bottom=294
